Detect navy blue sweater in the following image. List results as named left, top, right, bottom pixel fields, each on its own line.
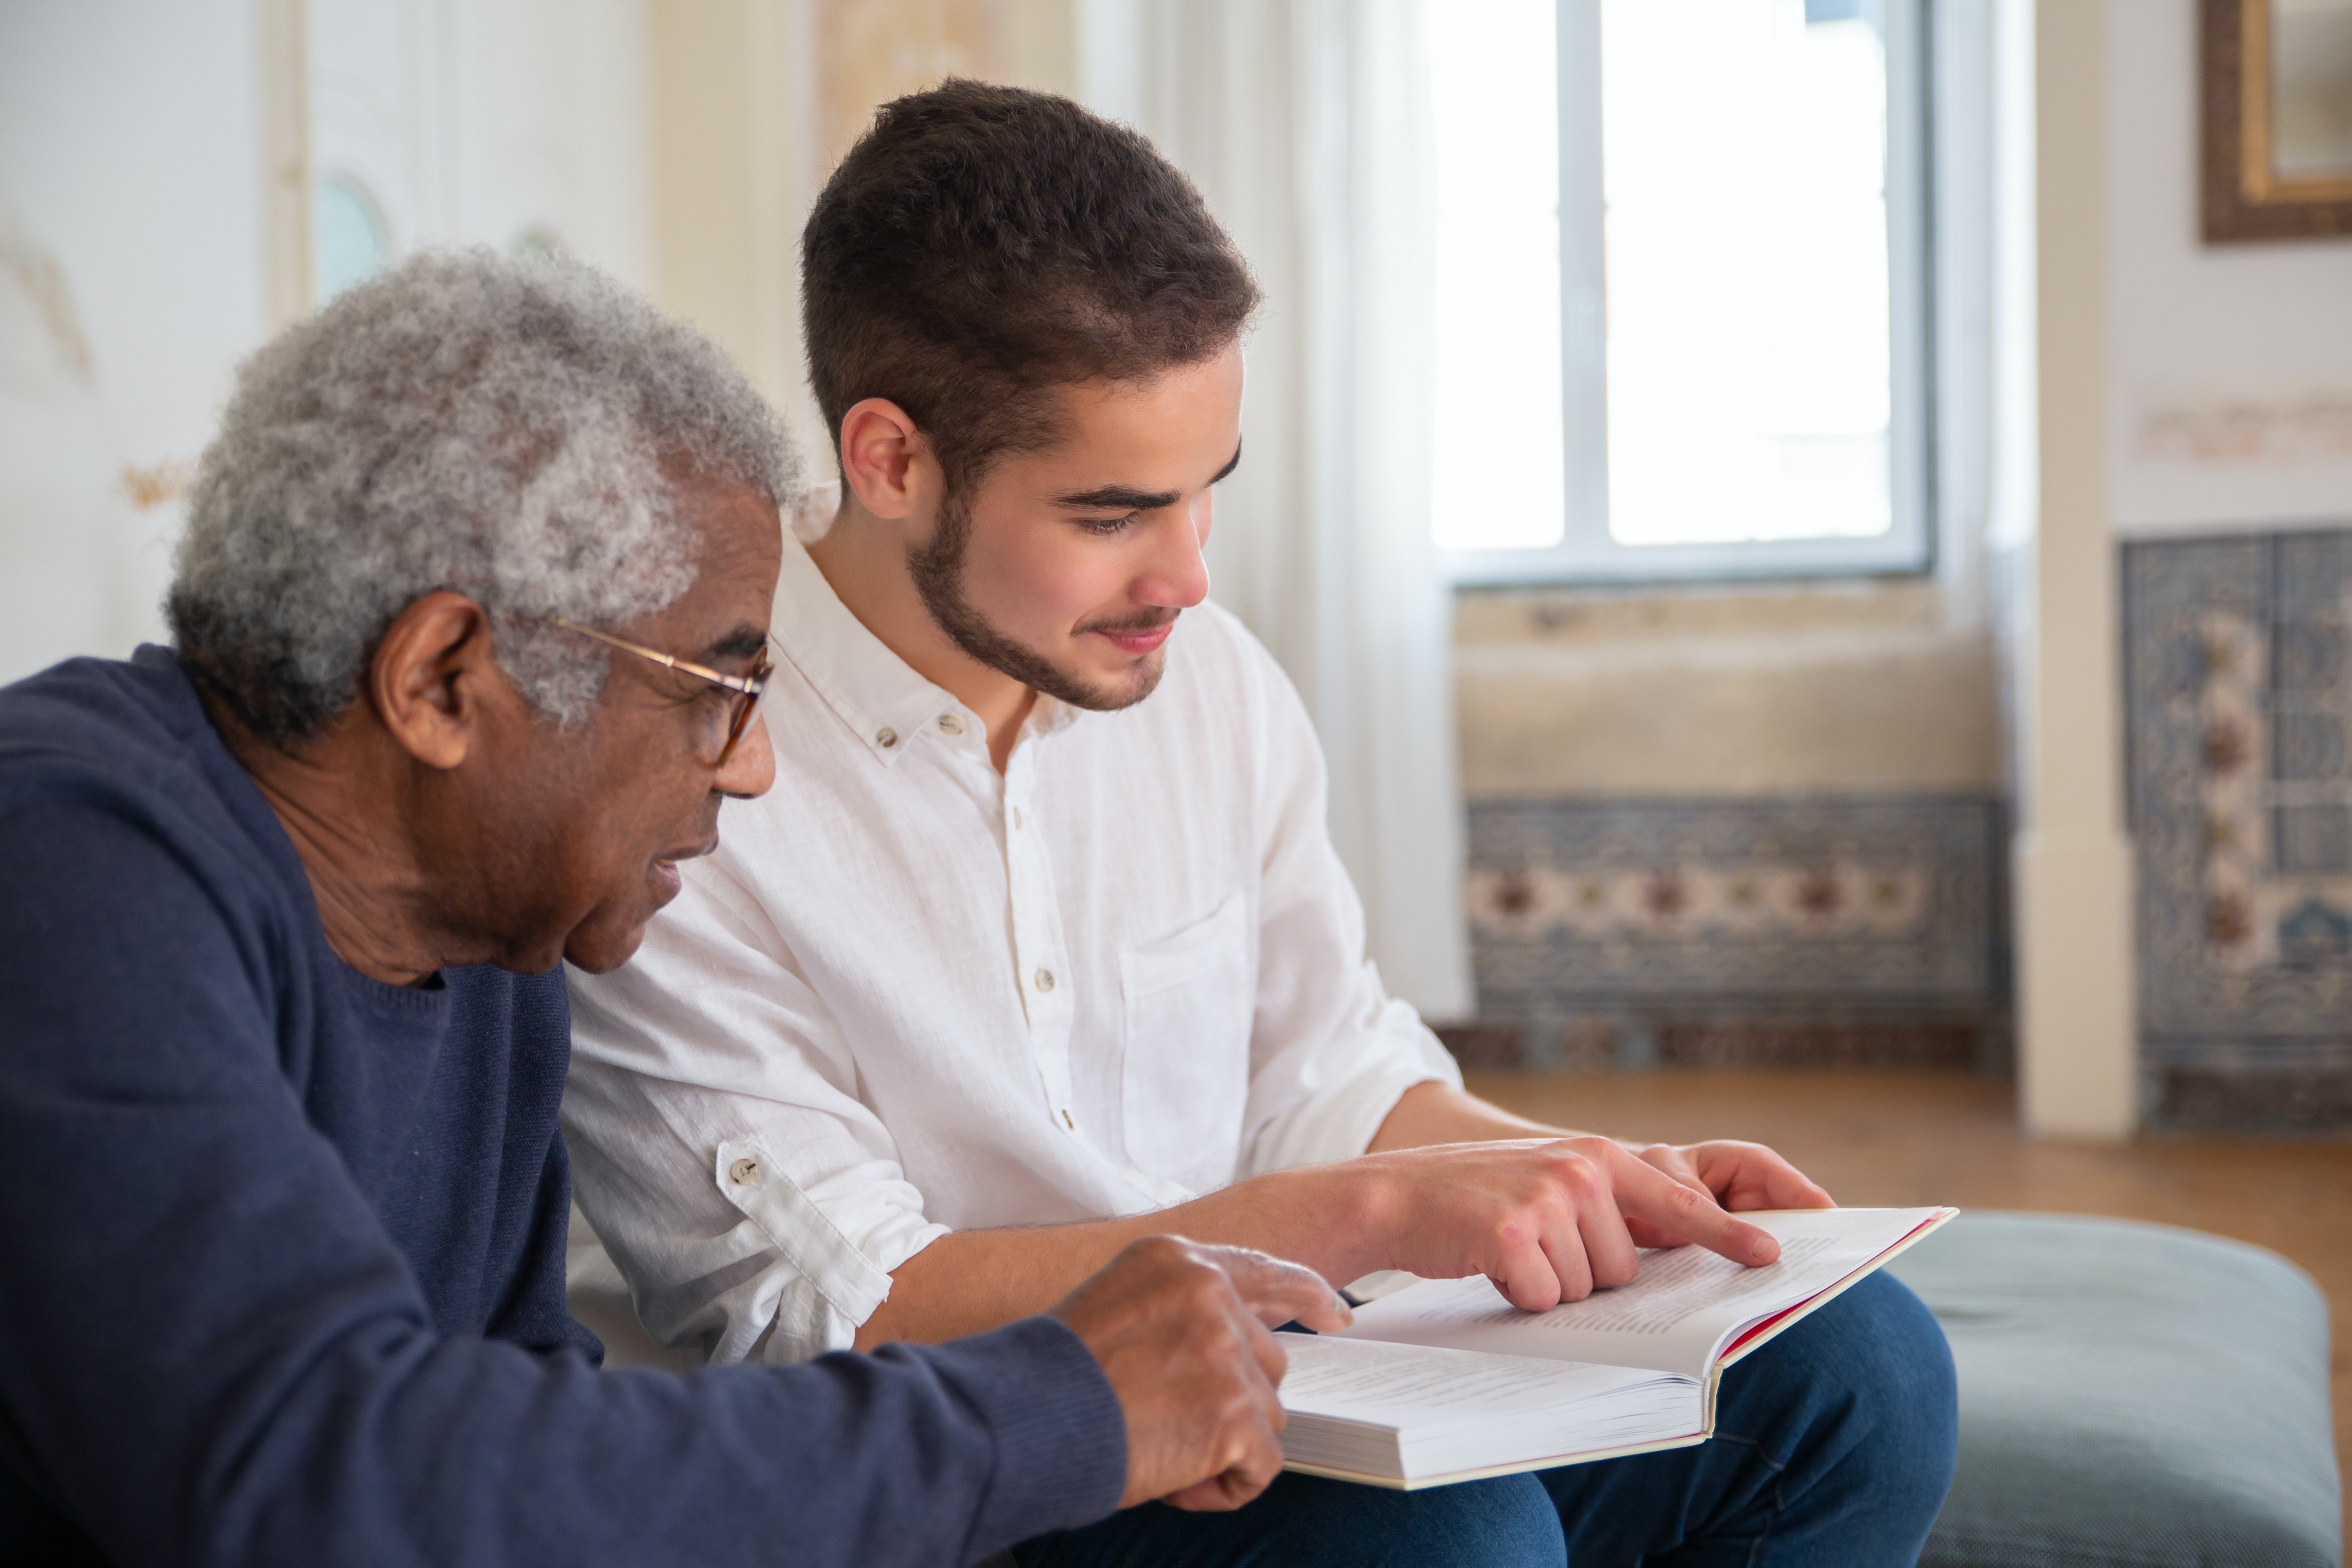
left=0, top=648, right=1126, bottom=1566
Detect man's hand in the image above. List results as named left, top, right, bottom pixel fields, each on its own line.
left=1625, top=1140, right=1836, bottom=1248
left=1048, top=1236, right=1352, bottom=1511
left=1356, top=1137, right=1813, bottom=1312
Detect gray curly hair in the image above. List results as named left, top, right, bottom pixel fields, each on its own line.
left=168, top=247, right=798, bottom=748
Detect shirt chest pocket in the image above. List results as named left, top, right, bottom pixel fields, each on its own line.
left=1118, top=893, right=1255, bottom=1187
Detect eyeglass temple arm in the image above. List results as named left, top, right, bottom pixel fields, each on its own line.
left=553, top=617, right=764, bottom=694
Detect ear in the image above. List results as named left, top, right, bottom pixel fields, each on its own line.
left=837, top=398, right=938, bottom=523
left=366, top=591, right=504, bottom=771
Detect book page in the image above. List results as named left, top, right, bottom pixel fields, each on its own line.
left=1336, top=1207, right=1944, bottom=1380
left=1276, top=1333, right=1673, bottom=1428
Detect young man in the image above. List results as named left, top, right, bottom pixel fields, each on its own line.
left=0, top=249, right=1355, bottom=1566
left=565, top=82, right=1958, bottom=1565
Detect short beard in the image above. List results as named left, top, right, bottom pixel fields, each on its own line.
left=908, top=487, right=1172, bottom=713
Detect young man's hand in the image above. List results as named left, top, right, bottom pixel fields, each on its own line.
left=860, top=1096, right=1834, bottom=1362
left=1048, top=1236, right=1351, bottom=1511
left=1347, top=1135, right=1827, bottom=1312
left=1625, top=1138, right=1835, bottom=1248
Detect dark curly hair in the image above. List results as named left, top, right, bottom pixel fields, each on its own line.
left=800, top=79, right=1259, bottom=492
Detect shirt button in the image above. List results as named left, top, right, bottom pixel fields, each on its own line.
left=1033, top=967, right=1056, bottom=993
left=876, top=727, right=898, bottom=748
left=1011, top=806, right=1024, bottom=830
left=728, top=1157, right=762, bottom=1188
left=939, top=713, right=964, bottom=735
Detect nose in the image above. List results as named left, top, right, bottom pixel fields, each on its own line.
left=716, top=710, right=777, bottom=799
left=1136, top=496, right=1213, bottom=610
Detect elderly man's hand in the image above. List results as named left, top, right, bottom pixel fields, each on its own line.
left=1048, top=1236, right=1350, bottom=1510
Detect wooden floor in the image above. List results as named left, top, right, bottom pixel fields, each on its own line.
left=1470, top=1069, right=2352, bottom=1541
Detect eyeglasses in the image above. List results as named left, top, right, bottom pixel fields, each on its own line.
left=554, top=618, right=773, bottom=767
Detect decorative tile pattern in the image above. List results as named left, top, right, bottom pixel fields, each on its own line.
left=1460, top=795, right=2008, bottom=1072
left=2125, top=530, right=2352, bottom=1130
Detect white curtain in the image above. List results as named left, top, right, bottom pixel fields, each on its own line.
left=1079, top=0, right=1473, bottom=1021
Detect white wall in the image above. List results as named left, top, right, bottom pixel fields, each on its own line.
left=2008, top=0, right=2137, bottom=1137
left=310, top=0, right=653, bottom=292
left=0, top=0, right=274, bottom=685
left=2002, top=0, right=2352, bottom=1135
left=2108, top=0, right=2352, bottom=535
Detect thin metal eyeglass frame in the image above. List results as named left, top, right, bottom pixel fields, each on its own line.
left=553, top=617, right=771, bottom=766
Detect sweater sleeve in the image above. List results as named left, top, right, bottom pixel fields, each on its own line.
left=0, top=790, right=1127, bottom=1568
left=480, top=1114, right=609, bottom=1363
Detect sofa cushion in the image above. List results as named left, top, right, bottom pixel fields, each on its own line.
left=1888, top=1212, right=2341, bottom=1568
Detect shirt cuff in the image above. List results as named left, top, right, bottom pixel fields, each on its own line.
left=711, top=1138, right=955, bottom=1365
left=906, top=1315, right=1128, bottom=1557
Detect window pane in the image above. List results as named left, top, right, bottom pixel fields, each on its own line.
left=313, top=171, right=392, bottom=306
left=1430, top=0, right=1567, bottom=551
left=1601, top=0, right=1892, bottom=546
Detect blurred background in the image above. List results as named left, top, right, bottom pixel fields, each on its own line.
left=5, top=0, right=2352, bottom=1147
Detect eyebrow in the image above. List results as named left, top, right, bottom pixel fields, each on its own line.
left=1048, top=438, right=1244, bottom=513
left=698, top=624, right=770, bottom=665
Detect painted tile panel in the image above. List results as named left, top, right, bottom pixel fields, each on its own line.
left=2125, top=530, right=2352, bottom=1129
left=1460, top=794, right=2007, bottom=1071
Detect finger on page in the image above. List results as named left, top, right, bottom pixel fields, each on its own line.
left=1610, top=1147, right=1779, bottom=1265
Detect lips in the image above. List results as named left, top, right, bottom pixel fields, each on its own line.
left=650, top=837, right=719, bottom=901
left=1095, top=623, right=1174, bottom=656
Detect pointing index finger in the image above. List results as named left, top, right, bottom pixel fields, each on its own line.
left=1604, top=1144, right=1780, bottom=1266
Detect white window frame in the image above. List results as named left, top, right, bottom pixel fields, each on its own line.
left=1445, top=0, right=1938, bottom=586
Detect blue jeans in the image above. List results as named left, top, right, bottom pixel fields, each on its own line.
left=1010, top=1271, right=1957, bottom=1568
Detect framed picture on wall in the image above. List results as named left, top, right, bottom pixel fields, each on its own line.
left=2202, top=0, right=2352, bottom=242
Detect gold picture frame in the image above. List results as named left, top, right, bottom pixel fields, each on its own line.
left=2202, top=0, right=2352, bottom=242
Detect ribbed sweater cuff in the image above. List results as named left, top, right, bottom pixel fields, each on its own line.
left=934, top=1315, right=1128, bottom=1558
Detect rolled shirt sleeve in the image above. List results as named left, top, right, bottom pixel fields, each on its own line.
left=565, top=858, right=950, bottom=1365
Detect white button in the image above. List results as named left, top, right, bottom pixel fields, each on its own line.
left=939, top=713, right=964, bottom=735
left=1061, top=1108, right=1076, bottom=1130
left=1033, top=967, right=1055, bottom=993
left=876, top=727, right=898, bottom=748
left=1011, top=806, right=1024, bottom=830
left=728, top=1157, right=762, bottom=1187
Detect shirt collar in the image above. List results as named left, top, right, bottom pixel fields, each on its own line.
left=771, top=485, right=962, bottom=766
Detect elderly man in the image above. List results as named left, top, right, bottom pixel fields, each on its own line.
left=0, top=250, right=1354, bottom=1567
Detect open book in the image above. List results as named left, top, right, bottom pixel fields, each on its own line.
left=1276, top=1206, right=1955, bottom=1488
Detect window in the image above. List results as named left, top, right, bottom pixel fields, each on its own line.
left=1433, top=0, right=1932, bottom=583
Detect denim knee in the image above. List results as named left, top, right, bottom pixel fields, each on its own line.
left=1013, top=1469, right=1567, bottom=1568
left=1824, top=1270, right=1960, bottom=1520
left=1373, top=1473, right=1567, bottom=1568
left=1270, top=1472, right=1565, bottom=1568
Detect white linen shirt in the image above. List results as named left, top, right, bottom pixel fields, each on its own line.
left=561, top=502, right=1460, bottom=1366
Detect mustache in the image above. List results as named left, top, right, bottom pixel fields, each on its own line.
left=1078, top=609, right=1181, bottom=637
